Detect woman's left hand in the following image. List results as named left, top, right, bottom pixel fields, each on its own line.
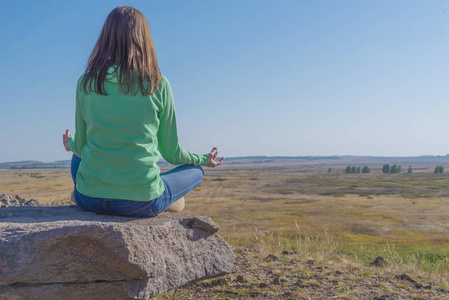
left=63, top=129, right=72, bottom=152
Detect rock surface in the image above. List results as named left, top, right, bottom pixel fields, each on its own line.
left=0, top=205, right=234, bottom=299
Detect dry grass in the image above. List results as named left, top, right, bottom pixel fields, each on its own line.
left=2, top=163, right=449, bottom=295
left=0, top=169, right=72, bottom=204
left=182, top=164, right=449, bottom=290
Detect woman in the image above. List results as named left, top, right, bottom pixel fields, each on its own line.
left=62, top=6, right=223, bottom=217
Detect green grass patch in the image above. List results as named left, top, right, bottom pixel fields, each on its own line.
left=264, top=173, right=449, bottom=198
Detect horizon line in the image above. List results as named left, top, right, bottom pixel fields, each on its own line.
left=2, top=154, right=449, bottom=164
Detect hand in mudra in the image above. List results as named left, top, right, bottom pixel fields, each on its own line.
left=207, top=147, right=224, bottom=168
left=63, top=129, right=72, bottom=152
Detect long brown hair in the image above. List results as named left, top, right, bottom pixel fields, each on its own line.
left=81, top=6, right=161, bottom=96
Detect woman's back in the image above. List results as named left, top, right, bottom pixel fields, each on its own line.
left=73, top=72, right=165, bottom=201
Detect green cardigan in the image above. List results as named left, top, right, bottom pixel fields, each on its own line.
left=67, top=71, right=209, bottom=201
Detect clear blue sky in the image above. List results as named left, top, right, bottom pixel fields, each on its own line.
left=1, top=0, right=449, bottom=162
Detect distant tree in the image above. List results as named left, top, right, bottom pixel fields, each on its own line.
left=345, top=166, right=351, bottom=174
left=351, top=166, right=356, bottom=174
left=362, top=166, right=371, bottom=173
left=434, top=165, right=444, bottom=174
left=390, top=164, right=398, bottom=174
left=382, top=164, right=390, bottom=174
left=356, top=167, right=361, bottom=173
left=398, top=166, right=402, bottom=173
left=327, top=168, right=332, bottom=173
left=407, top=166, right=412, bottom=174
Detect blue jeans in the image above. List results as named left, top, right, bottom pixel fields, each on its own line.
left=70, top=154, right=203, bottom=217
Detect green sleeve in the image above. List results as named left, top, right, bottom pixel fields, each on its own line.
left=157, top=78, right=209, bottom=166
left=66, top=77, right=87, bottom=158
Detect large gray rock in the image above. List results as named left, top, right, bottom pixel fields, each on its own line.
left=0, top=206, right=234, bottom=299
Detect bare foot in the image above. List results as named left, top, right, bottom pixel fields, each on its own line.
left=166, top=197, right=185, bottom=213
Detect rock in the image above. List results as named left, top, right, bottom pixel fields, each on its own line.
left=0, top=194, right=40, bottom=207
left=8, top=198, right=19, bottom=207
left=394, top=274, right=417, bottom=284
left=179, top=215, right=219, bottom=233
left=211, top=280, right=220, bottom=286
left=0, top=194, right=10, bottom=204
left=370, top=256, right=388, bottom=267
left=306, top=259, right=315, bottom=265
left=25, top=199, right=39, bottom=206
left=0, top=195, right=8, bottom=207
left=281, top=250, right=294, bottom=255
left=271, top=276, right=281, bottom=285
left=250, top=291, right=269, bottom=297
left=0, top=194, right=12, bottom=207
left=263, top=254, right=278, bottom=262
left=0, top=194, right=16, bottom=207
left=0, top=205, right=235, bottom=299
left=211, top=277, right=229, bottom=286
left=15, top=195, right=26, bottom=203
left=374, top=295, right=399, bottom=300
left=216, top=277, right=229, bottom=285
left=236, top=275, right=246, bottom=283
left=237, top=248, right=261, bottom=254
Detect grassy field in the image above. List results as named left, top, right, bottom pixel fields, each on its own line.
left=1, top=163, right=449, bottom=297
left=0, top=168, right=72, bottom=205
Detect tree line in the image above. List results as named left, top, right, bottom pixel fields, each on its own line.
left=334, top=164, right=445, bottom=174
left=345, top=166, right=371, bottom=174
left=382, top=164, right=402, bottom=174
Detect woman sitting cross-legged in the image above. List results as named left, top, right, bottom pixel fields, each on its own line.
left=63, top=6, right=223, bottom=217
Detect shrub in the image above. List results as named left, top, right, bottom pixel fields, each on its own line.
left=434, top=166, right=444, bottom=174
left=362, top=166, right=370, bottom=173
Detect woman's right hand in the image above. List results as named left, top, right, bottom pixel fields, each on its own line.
left=207, top=147, right=224, bottom=167
left=63, top=129, right=72, bottom=152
